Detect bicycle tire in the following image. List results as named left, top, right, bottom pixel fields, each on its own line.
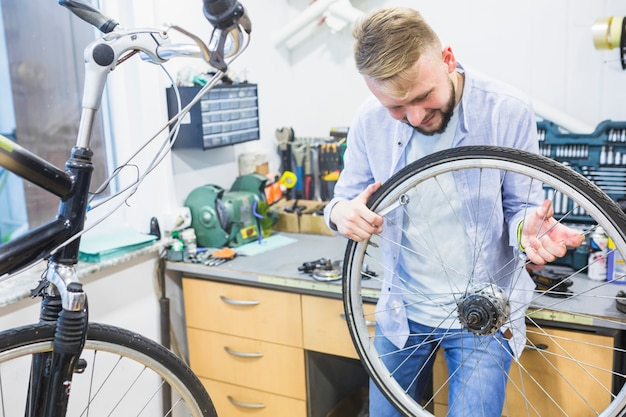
left=0, top=322, right=217, bottom=417
left=343, top=145, right=626, bottom=417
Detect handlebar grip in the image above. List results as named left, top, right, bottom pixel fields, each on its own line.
left=58, top=0, right=118, bottom=33
left=202, top=0, right=244, bottom=29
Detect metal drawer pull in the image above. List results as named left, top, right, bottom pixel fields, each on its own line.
left=524, top=343, right=548, bottom=351
left=340, top=313, right=376, bottom=327
left=224, top=346, right=263, bottom=358
left=220, top=295, right=260, bottom=306
left=227, top=395, right=267, bottom=409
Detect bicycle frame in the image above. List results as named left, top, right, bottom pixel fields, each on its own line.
left=0, top=25, right=186, bottom=279
left=0, top=135, right=81, bottom=277
left=0, top=1, right=250, bottom=415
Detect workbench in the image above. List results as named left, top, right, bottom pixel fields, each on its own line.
left=167, top=232, right=349, bottom=298
left=166, top=232, right=626, bottom=417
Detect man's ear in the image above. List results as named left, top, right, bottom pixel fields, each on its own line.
left=442, top=46, right=457, bottom=73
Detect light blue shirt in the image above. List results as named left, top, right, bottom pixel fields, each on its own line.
left=325, top=66, right=541, bottom=358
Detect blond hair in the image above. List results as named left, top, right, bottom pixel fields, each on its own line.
left=353, top=7, right=441, bottom=96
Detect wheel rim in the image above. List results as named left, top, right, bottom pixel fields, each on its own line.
left=0, top=329, right=208, bottom=417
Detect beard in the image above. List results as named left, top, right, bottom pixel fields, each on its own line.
left=410, top=78, right=456, bottom=136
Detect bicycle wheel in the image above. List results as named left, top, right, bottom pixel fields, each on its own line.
left=0, top=322, right=217, bottom=417
left=343, top=145, right=626, bottom=417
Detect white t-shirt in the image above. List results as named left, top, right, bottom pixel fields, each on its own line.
left=397, top=107, right=471, bottom=328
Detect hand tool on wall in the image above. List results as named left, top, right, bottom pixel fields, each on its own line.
left=280, top=171, right=297, bottom=191
left=319, top=143, right=329, bottom=200
left=292, top=143, right=306, bottom=198
left=310, top=145, right=321, bottom=200
left=275, top=127, right=294, bottom=173
left=319, top=142, right=342, bottom=200
left=303, top=143, right=314, bottom=200
left=275, top=127, right=295, bottom=199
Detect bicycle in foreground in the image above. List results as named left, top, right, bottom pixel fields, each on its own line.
left=1, top=1, right=626, bottom=416
left=0, top=0, right=251, bottom=415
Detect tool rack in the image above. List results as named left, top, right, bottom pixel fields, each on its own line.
left=276, top=130, right=346, bottom=202
left=538, top=119, right=626, bottom=224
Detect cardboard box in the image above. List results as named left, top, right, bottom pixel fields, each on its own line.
left=272, top=200, right=318, bottom=233
left=300, top=202, right=335, bottom=236
left=272, top=200, right=335, bottom=236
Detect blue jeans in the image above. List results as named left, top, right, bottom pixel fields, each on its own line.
left=369, top=320, right=513, bottom=417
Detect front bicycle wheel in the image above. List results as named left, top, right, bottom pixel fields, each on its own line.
left=343, top=145, right=626, bottom=417
left=0, top=322, right=217, bottom=417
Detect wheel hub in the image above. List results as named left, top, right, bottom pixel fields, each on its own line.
left=457, top=284, right=510, bottom=335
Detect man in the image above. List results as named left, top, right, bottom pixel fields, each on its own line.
left=324, top=7, right=584, bottom=417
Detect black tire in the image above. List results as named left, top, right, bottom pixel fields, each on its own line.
left=343, top=146, right=626, bottom=417
left=0, top=322, right=217, bottom=416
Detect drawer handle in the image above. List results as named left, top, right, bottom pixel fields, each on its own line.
left=340, top=313, right=376, bottom=327
left=224, top=346, right=264, bottom=358
left=227, top=395, right=266, bottom=409
left=220, top=295, right=260, bottom=306
left=524, top=343, right=548, bottom=351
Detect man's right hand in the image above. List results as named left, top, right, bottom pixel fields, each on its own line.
left=330, top=182, right=384, bottom=241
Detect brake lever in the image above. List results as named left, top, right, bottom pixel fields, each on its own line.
left=209, top=29, right=230, bottom=72
left=164, top=24, right=237, bottom=72
left=166, top=24, right=212, bottom=64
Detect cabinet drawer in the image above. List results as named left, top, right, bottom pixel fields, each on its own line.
left=201, top=378, right=307, bottom=417
left=302, top=295, right=376, bottom=359
left=183, top=278, right=303, bottom=347
left=188, top=328, right=306, bottom=399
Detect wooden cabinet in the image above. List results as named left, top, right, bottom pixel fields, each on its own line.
left=432, top=325, right=614, bottom=417
left=183, top=278, right=372, bottom=417
left=505, top=325, right=613, bottom=417
left=183, top=278, right=306, bottom=417
left=183, top=276, right=615, bottom=417
left=302, top=295, right=376, bottom=359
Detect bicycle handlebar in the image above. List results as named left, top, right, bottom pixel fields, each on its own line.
left=58, top=0, right=119, bottom=33
left=60, top=0, right=250, bottom=34
left=60, top=0, right=250, bottom=73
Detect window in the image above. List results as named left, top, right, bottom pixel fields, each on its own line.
left=0, top=0, right=110, bottom=241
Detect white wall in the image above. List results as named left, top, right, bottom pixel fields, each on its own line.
left=95, top=0, right=626, bottom=234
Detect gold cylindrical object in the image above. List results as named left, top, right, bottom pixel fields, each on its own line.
left=592, top=15, right=624, bottom=50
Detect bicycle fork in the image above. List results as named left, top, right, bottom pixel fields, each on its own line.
left=26, top=147, right=94, bottom=417
left=26, top=264, right=88, bottom=417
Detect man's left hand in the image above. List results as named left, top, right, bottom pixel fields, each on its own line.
left=520, top=200, right=584, bottom=265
